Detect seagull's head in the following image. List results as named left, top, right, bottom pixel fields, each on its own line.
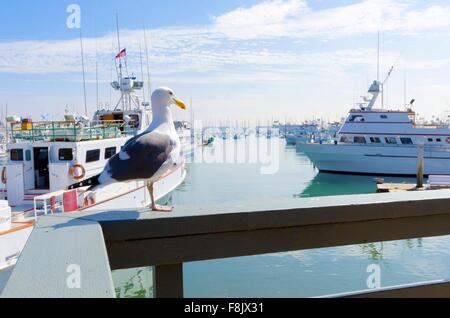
left=151, top=87, right=187, bottom=111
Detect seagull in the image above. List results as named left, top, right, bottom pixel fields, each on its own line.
left=68, top=87, right=187, bottom=212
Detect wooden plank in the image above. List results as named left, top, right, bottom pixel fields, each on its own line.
left=106, top=213, right=450, bottom=269
left=1, top=215, right=115, bottom=298
left=97, top=190, right=450, bottom=242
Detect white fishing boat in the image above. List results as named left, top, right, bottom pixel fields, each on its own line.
left=284, top=124, right=319, bottom=145
left=0, top=58, right=190, bottom=271
left=297, top=79, right=450, bottom=176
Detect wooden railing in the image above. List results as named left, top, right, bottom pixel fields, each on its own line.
left=3, top=189, right=450, bottom=298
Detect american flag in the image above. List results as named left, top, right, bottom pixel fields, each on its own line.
left=115, top=48, right=126, bottom=59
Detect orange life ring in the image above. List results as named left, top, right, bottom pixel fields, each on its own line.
left=69, top=164, right=86, bottom=180
left=1, top=167, right=6, bottom=184
left=446, top=137, right=450, bottom=144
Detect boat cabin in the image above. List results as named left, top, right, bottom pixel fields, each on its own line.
left=337, top=109, right=450, bottom=147
left=3, top=108, right=151, bottom=206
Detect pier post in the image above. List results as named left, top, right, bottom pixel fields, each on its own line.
left=417, top=143, right=424, bottom=188
left=153, top=264, right=184, bottom=298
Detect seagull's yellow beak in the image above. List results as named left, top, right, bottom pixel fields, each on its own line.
left=173, top=98, right=187, bottom=110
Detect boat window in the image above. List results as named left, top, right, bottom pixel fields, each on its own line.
left=349, top=115, right=365, bottom=122
left=10, top=149, right=24, bottom=161
left=437, top=138, right=442, bottom=142
left=370, top=137, right=381, bottom=143
left=400, top=137, right=414, bottom=145
left=380, top=115, right=388, bottom=119
left=354, top=136, right=367, bottom=144
left=105, top=147, right=117, bottom=159
left=340, top=136, right=350, bottom=143
left=129, top=114, right=140, bottom=128
left=428, top=138, right=434, bottom=142
left=385, top=137, right=397, bottom=144
left=86, top=149, right=100, bottom=163
left=59, top=148, right=74, bottom=161
left=25, top=150, right=32, bottom=161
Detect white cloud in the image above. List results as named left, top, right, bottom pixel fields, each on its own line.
left=1, top=0, right=450, bottom=78
left=212, top=0, right=450, bottom=40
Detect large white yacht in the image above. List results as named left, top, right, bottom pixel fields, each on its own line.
left=297, top=80, right=450, bottom=176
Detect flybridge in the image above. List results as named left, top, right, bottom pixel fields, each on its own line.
left=9, top=120, right=139, bottom=143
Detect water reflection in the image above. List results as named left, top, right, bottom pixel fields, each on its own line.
left=112, top=267, right=153, bottom=298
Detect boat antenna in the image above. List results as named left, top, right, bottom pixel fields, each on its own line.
left=5, top=102, right=8, bottom=141
left=377, top=31, right=380, bottom=82
left=403, top=70, right=407, bottom=109
left=381, top=66, right=394, bottom=109
left=115, top=14, right=124, bottom=110
left=79, top=27, right=88, bottom=117
left=143, top=25, right=152, bottom=100
left=139, top=42, right=146, bottom=105
left=95, top=23, right=99, bottom=112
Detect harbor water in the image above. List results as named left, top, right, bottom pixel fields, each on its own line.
left=112, top=137, right=450, bottom=298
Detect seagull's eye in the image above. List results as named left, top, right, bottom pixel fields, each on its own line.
left=169, top=91, right=174, bottom=96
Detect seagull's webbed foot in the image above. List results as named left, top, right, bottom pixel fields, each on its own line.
left=151, top=204, right=173, bottom=212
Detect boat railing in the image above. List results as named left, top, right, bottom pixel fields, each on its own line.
left=9, top=120, right=139, bottom=142
left=335, top=142, right=450, bottom=151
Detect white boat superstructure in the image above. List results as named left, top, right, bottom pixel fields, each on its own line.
left=298, top=79, right=450, bottom=176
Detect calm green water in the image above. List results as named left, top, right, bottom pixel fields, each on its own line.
left=113, top=138, right=450, bottom=298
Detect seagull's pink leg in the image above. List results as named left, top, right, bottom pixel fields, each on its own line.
left=147, top=181, right=173, bottom=212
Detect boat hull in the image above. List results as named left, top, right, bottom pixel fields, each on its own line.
left=297, top=143, right=450, bottom=176
left=0, top=224, right=33, bottom=271
left=81, top=163, right=186, bottom=211
left=285, top=135, right=297, bottom=146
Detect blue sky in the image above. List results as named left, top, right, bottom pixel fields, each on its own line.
left=2, top=0, right=450, bottom=123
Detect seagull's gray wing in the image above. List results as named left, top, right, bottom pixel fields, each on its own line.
left=106, top=131, right=175, bottom=182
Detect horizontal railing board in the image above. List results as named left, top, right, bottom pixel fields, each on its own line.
left=72, top=190, right=450, bottom=242
left=1, top=215, right=115, bottom=298
left=106, top=213, right=450, bottom=269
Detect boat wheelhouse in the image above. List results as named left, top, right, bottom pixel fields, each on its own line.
left=4, top=110, right=146, bottom=206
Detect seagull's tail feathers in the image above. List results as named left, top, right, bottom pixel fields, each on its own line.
left=68, top=175, right=101, bottom=191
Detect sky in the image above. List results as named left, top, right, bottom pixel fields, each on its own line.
left=2, top=0, right=450, bottom=123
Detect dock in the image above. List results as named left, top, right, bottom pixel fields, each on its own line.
left=376, top=183, right=427, bottom=193
left=4, top=190, right=450, bottom=298
left=376, top=175, right=450, bottom=193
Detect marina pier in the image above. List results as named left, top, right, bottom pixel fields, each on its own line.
left=4, top=189, right=450, bottom=298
